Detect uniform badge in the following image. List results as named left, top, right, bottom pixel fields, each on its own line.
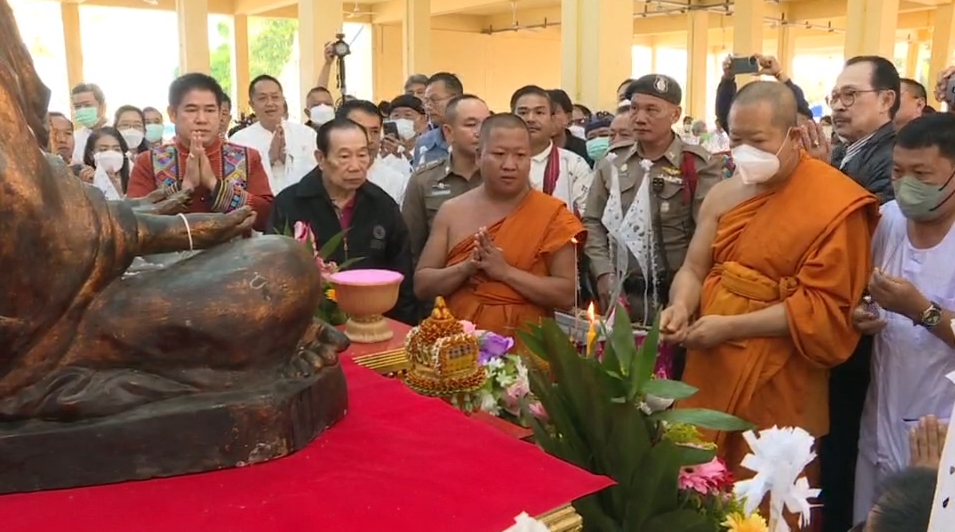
left=372, top=225, right=386, bottom=240
left=654, top=76, right=668, bottom=93
left=651, top=176, right=665, bottom=193
left=660, top=201, right=670, bottom=213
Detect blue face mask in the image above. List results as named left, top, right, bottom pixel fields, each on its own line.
left=145, top=123, right=164, bottom=143
left=586, top=137, right=610, bottom=160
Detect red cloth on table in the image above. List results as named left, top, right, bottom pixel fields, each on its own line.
left=0, top=359, right=612, bottom=532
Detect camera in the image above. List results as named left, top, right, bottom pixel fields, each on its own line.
left=331, top=33, right=350, bottom=58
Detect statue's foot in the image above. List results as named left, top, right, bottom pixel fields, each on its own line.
left=282, top=318, right=350, bottom=379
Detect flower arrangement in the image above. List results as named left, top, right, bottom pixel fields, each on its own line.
left=518, top=303, right=759, bottom=532
left=456, top=323, right=548, bottom=423
left=287, top=221, right=361, bottom=326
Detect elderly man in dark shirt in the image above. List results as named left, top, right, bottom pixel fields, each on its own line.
left=807, top=55, right=900, bottom=532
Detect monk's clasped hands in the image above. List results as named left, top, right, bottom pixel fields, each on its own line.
left=680, top=315, right=736, bottom=350
left=867, top=268, right=930, bottom=322
left=473, top=228, right=509, bottom=281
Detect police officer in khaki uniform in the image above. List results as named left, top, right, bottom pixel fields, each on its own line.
left=401, top=95, right=489, bottom=262
left=582, top=74, right=722, bottom=327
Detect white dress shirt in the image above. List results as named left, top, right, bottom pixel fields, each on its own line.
left=529, top=142, right=594, bottom=216
left=368, top=159, right=408, bottom=205
left=229, top=120, right=317, bottom=193
left=72, top=127, right=93, bottom=164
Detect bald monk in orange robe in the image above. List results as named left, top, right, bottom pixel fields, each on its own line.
left=659, top=81, right=879, bottom=477
left=414, top=114, right=585, bottom=338
left=127, top=73, right=273, bottom=232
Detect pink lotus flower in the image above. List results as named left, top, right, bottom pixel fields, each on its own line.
left=528, top=401, right=548, bottom=422
left=459, top=320, right=476, bottom=334
left=677, top=457, right=732, bottom=495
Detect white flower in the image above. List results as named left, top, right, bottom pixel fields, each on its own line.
left=639, top=158, right=653, bottom=172
left=734, top=426, right=820, bottom=532
left=496, top=371, right=516, bottom=388
left=502, top=512, right=549, bottom=532
left=478, top=390, right=501, bottom=416
left=485, top=357, right=505, bottom=372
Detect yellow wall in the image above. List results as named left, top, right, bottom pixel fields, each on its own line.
left=373, top=24, right=562, bottom=111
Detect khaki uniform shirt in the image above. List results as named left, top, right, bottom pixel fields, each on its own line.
left=582, top=135, right=721, bottom=314
left=401, top=156, right=483, bottom=261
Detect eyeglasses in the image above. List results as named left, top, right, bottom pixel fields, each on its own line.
left=828, top=89, right=880, bottom=107
left=424, top=95, right=451, bottom=106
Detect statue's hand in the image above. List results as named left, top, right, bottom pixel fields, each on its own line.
left=187, top=206, right=257, bottom=248
left=132, top=188, right=193, bottom=215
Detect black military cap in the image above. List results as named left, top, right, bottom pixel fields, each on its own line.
left=389, top=94, right=426, bottom=115
left=625, top=74, right=682, bottom=105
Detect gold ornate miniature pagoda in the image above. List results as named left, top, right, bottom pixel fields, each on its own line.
left=403, top=297, right=486, bottom=399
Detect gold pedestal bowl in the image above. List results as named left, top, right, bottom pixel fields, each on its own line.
left=328, top=269, right=404, bottom=343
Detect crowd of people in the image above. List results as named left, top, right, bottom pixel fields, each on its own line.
left=43, top=39, right=955, bottom=532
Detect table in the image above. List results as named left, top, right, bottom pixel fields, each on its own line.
left=0, top=325, right=611, bottom=532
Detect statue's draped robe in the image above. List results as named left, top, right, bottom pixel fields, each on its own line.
left=445, top=189, right=585, bottom=339
left=680, top=154, right=879, bottom=476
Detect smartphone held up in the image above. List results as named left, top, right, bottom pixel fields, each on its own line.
left=729, top=55, right=760, bottom=76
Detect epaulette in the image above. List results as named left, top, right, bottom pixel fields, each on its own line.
left=410, top=157, right=446, bottom=177
left=681, top=141, right=713, bottom=164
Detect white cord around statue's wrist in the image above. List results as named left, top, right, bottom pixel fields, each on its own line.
left=178, top=213, right=194, bottom=251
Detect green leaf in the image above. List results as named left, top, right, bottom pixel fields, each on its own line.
left=631, top=314, right=661, bottom=400
left=517, top=328, right=546, bottom=362
left=318, top=229, right=349, bottom=259
left=640, top=508, right=712, bottom=532
left=336, top=257, right=363, bottom=270
left=675, top=445, right=717, bottom=466
left=625, top=439, right=683, bottom=528
left=652, top=408, right=754, bottom=432
left=641, top=379, right=699, bottom=401
left=607, top=302, right=637, bottom=377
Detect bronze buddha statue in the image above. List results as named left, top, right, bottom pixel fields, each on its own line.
left=0, top=0, right=348, bottom=493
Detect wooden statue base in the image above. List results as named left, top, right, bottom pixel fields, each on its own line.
left=0, top=365, right=348, bottom=494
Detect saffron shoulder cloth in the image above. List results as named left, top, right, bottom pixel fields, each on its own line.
left=445, top=189, right=585, bottom=339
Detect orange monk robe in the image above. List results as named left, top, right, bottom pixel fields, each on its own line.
left=680, top=153, right=880, bottom=477
left=445, top=189, right=586, bottom=339
left=126, top=138, right=274, bottom=232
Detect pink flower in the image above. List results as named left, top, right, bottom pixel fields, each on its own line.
left=293, top=221, right=320, bottom=259
left=459, top=320, right=477, bottom=334
left=528, top=401, right=548, bottom=422
left=677, top=457, right=732, bottom=495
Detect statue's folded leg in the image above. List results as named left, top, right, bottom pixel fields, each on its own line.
left=0, top=237, right=326, bottom=421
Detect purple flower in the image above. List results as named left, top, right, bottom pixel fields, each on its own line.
left=478, top=332, right=514, bottom=365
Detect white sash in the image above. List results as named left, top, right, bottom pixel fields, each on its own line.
left=599, top=154, right=660, bottom=323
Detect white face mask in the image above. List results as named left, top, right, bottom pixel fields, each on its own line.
left=568, top=125, right=586, bottom=139
left=309, top=104, right=335, bottom=125
left=94, top=150, right=125, bottom=172
left=119, top=128, right=144, bottom=149
left=731, top=144, right=781, bottom=185
left=392, top=118, right=416, bottom=141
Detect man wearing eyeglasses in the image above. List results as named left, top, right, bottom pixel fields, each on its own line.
left=412, top=72, right=463, bottom=168
left=819, top=55, right=901, bottom=532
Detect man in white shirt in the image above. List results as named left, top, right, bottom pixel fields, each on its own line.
left=851, top=113, right=955, bottom=524
left=70, top=82, right=109, bottom=164
left=337, top=99, right=407, bottom=205
left=229, top=74, right=316, bottom=194
left=510, top=85, right=593, bottom=216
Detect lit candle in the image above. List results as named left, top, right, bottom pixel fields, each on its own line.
left=586, top=302, right=597, bottom=356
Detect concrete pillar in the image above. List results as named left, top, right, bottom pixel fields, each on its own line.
left=844, top=0, right=900, bottom=59
left=776, top=24, right=797, bottom=78
left=905, top=40, right=921, bottom=79
left=60, top=2, right=84, bottom=91
left=402, top=0, right=430, bottom=78
left=929, top=4, right=955, bottom=107
left=685, top=10, right=709, bottom=118
left=299, top=0, right=343, bottom=102
left=232, top=15, right=250, bottom=112
left=560, top=0, right=633, bottom=110
left=176, top=0, right=211, bottom=74
left=733, top=0, right=764, bottom=59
